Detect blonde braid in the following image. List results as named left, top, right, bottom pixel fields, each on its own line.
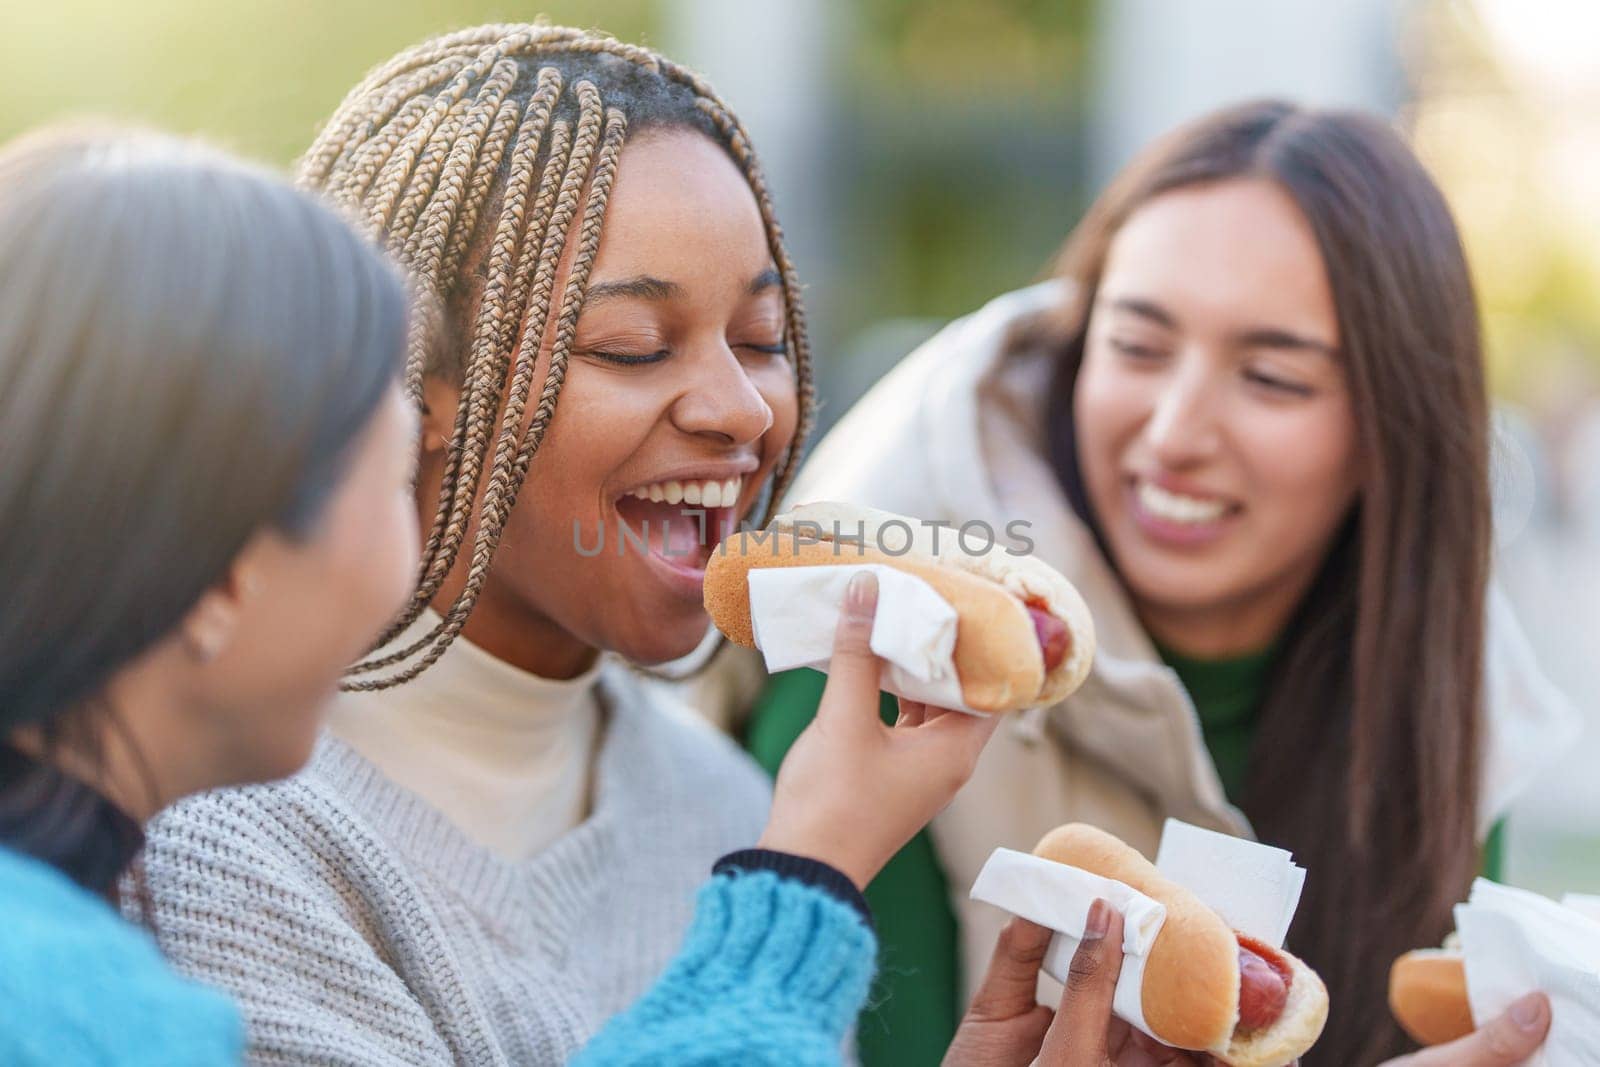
left=356, top=79, right=567, bottom=665
left=350, top=85, right=615, bottom=688
left=300, top=26, right=815, bottom=687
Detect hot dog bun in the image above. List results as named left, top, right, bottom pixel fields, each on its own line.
left=1034, top=824, right=1328, bottom=1066
left=702, top=502, right=1095, bottom=712
left=1388, top=949, right=1473, bottom=1046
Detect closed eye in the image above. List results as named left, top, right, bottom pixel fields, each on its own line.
left=586, top=348, right=670, bottom=366
left=1244, top=369, right=1314, bottom=397
left=1110, top=338, right=1168, bottom=363
left=737, top=342, right=788, bottom=357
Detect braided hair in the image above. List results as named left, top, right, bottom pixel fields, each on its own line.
left=301, top=25, right=815, bottom=689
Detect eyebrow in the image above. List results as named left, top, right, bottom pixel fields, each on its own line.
left=583, top=267, right=783, bottom=306
left=1109, top=297, right=1337, bottom=356
left=1235, top=327, right=1338, bottom=357
left=584, top=276, right=682, bottom=304
left=1109, top=297, right=1178, bottom=329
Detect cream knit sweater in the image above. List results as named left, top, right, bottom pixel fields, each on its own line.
left=136, top=664, right=771, bottom=1065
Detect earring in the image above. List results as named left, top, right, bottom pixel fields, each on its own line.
left=192, top=631, right=223, bottom=663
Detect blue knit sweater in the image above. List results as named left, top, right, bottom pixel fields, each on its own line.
left=575, top=868, right=878, bottom=1065
left=0, top=845, right=243, bottom=1065
left=0, top=844, right=876, bottom=1065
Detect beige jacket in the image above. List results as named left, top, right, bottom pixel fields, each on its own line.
left=747, top=281, right=1579, bottom=1002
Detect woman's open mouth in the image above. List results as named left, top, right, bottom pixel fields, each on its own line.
left=614, top=475, right=744, bottom=584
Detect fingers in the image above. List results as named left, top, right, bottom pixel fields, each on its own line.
left=922, top=701, right=1004, bottom=756
left=966, top=918, right=1056, bottom=1021
left=1391, top=993, right=1550, bottom=1067
left=815, top=572, right=883, bottom=733
left=1039, top=899, right=1126, bottom=1066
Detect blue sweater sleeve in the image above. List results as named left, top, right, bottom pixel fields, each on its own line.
left=573, top=869, right=878, bottom=1066
left=0, top=848, right=243, bottom=1066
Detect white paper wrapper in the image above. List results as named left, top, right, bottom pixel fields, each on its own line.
left=1561, top=893, right=1600, bottom=926
left=969, top=820, right=1307, bottom=1046
left=746, top=564, right=981, bottom=713
left=1153, top=818, right=1304, bottom=948
left=970, top=849, right=1167, bottom=1033
left=1454, top=878, right=1600, bottom=1067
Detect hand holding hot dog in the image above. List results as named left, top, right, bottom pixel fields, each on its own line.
left=756, top=571, right=1003, bottom=889
left=947, top=908, right=1214, bottom=1066
left=960, top=900, right=1549, bottom=1067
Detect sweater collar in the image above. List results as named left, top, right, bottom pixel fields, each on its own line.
left=0, top=742, right=143, bottom=895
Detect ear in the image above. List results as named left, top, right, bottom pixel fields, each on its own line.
left=179, top=554, right=261, bottom=663
left=419, top=376, right=462, bottom=459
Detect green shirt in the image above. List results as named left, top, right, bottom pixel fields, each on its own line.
left=1156, top=643, right=1507, bottom=881
left=1155, top=641, right=1277, bottom=805
left=745, top=659, right=1506, bottom=1067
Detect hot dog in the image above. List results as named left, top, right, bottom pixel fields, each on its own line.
left=1388, top=948, right=1474, bottom=1046
left=1033, top=824, right=1329, bottom=1067
left=702, top=501, right=1095, bottom=712
left=1236, top=936, right=1292, bottom=1032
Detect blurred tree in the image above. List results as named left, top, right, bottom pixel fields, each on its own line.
left=0, top=1, right=656, bottom=165
left=1408, top=0, right=1600, bottom=400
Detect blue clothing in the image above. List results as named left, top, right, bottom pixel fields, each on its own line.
left=0, top=839, right=876, bottom=1066
left=575, top=869, right=878, bottom=1065
left=0, top=845, right=243, bottom=1066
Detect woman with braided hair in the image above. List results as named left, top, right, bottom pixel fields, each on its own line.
left=127, top=23, right=1010, bottom=1065
left=0, top=105, right=999, bottom=1067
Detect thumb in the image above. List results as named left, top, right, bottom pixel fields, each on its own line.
left=1394, top=993, right=1549, bottom=1067
left=815, top=571, right=883, bottom=729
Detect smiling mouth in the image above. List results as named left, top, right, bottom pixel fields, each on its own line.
left=614, top=476, right=745, bottom=573
left=1130, top=479, right=1241, bottom=526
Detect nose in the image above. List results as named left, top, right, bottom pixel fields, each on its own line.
left=668, top=341, right=775, bottom=446
left=1143, top=352, right=1223, bottom=468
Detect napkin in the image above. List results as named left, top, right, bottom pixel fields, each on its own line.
left=970, top=849, right=1167, bottom=1032
left=746, top=563, right=980, bottom=713
left=1454, top=878, right=1600, bottom=1066
left=1153, top=818, right=1305, bottom=947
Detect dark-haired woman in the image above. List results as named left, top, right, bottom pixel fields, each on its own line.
left=748, top=100, right=1577, bottom=1065
left=0, top=124, right=419, bottom=1062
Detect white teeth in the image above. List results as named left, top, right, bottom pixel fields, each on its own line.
left=625, top=476, right=745, bottom=508
left=1137, top=481, right=1228, bottom=524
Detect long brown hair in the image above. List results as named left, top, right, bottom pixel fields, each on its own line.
left=298, top=25, right=814, bottom=688
left=1035, top=101, right=1489, bottom=1064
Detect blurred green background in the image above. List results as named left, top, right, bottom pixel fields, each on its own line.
left=3, top=0, right=1597, bottom=894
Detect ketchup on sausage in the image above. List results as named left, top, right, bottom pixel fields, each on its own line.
left=1024, top=597, right=1070, bottom=672
left=1235, top=934, right=1293, bottom=1033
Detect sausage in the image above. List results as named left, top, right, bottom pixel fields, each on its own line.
left=1235, top=935, right=1293, bottom=1033
left=1025, top=599, right=1070, bottom=672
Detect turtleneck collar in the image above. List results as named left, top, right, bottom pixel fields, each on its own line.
left=328, top=610, right=606, bottom=862
left=0, top=741, right=144, bottom=896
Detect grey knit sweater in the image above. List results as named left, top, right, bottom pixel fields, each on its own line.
left=137, top=666, right=771, bottom=1065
